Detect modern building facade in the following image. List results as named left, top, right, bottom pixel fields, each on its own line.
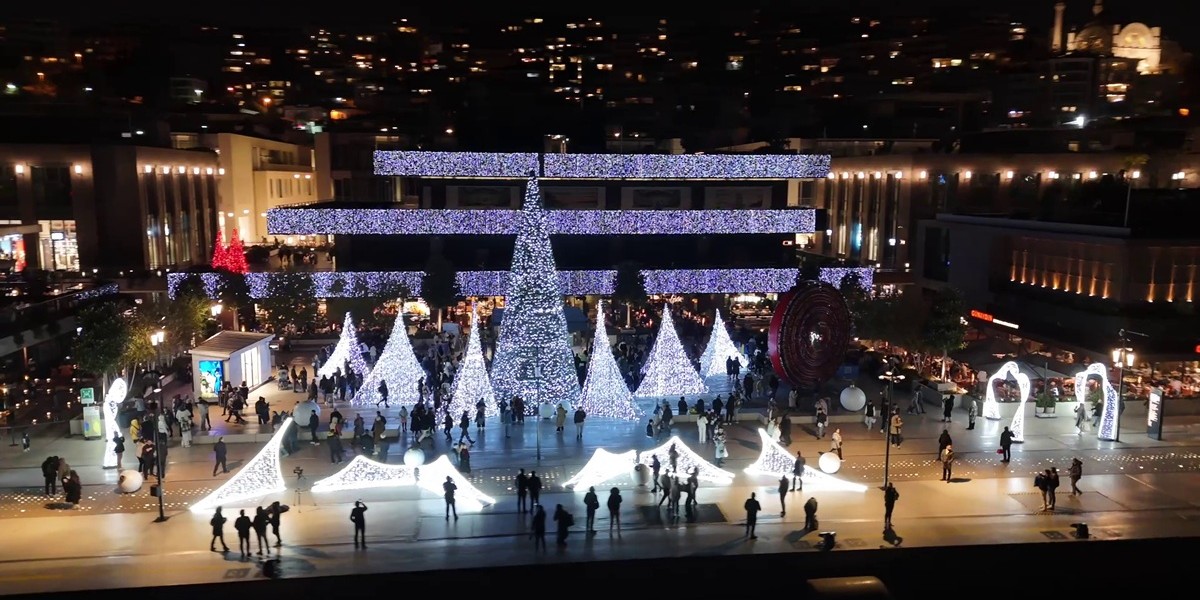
left=0, top=143, right=221, bottom=272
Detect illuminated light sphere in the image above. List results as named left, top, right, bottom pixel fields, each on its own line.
left=292, top=400, right=321, bottom=430
left=311, top=455, right=416, bottom=493
left=577, top=300, right=640, bottom=420
left=818, top=452, right=842, bottom=474
left=403, top=447, right=425, bottom=467
left=191, top=417, right=293, bottom=512
left=317, top=312, right=370, bottom=380
left=418, top=455, right=496, bottom=511
left=744, top=429, right=867, bottom=492
left=1074, top=362, right=1120, bottom=442
left=981, top=361, right=1032, bottom=443
left=635, top=306, right=708, bottom=398
left=637, top=436, right=734, bottom=484
left=489, top=175, right=581, bottom=413
left=447, top=305, right=498, bottom=418
left=563, top=448, right=637, bottom=490
left=117, top=469, right=143, bottom=493
left=839, top=384, right=867, bottom=412
left=102, top=377, right=128, bottom=469
left=698, top=309, right=750, bottom=377
left=354, top=308, right=424, bottom=406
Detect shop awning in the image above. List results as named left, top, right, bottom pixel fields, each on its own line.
left=191, top=331, right=275, bottom=360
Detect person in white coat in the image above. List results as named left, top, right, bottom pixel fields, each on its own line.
left=697, top=412, right=709, bottom=444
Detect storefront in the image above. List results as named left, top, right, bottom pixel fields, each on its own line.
left=0, top=223, right=38, bottom=272
left=189, top=331, right=275, bottom=399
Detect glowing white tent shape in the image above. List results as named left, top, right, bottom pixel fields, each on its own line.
left=191, top=417, right=292, bottom=512
left=318, top=312, right=370, bottom=379
left=698, top=309, right=749, bottom=377
left=981, top=361, right=1032, bottom=423
left=417, top=455, right=496, bottom=511
left=102, top=377, right=128, bottom=469
left=1075, top=362, right=1120, bottom=442
left=744, top=429, right=867, bottom=492
left=637, top=436, right=734, bottom=484
left=635, top=307, right=708, bottom=397
left=354, top=309, right=425, bottom=406
left=563, top=449, right=637, bottom=490
left=311, top=455, right=416, bottom=492
left=448, top=305, right=498, bottom=418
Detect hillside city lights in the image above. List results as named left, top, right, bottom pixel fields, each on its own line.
left=489, top=176, right=582, bottom=412
left=563, top=449, right=637, bottom=490
left=317, top=312, right=370, bottom=380
left=1075, top=362, right=1121, bottom=442
left=448, top=305, right=498, bottom=418
left=168, top=267, right=823, bottom=299
left=698, top=309, right=750, bottom=377
left=635, top=305, right=708, bottom=398
left=102, top=377, right=128, bottom=469
left=191, top=418, right=293, bottom=512
left=354, top=309, right=424, bottom=406
left=637, top=436, right=734, bottom=484
left=744, top=428, right=868, bottom=492
left=577, top=300, right=641, bottom=420
left=265, top=207, right=819, bottom=236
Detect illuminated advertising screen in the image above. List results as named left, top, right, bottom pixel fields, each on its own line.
left=198, top=360, right=224, bottom=399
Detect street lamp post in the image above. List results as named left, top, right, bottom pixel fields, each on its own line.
left=534, top=362, right=543, bottom=462
left=153, top=388, right=168, bottom=523
left=877, top=370, right=905, bottom=489
left=1112, top=328, right=1148, bottom=444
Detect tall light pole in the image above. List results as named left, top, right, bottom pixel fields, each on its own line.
left=1112, top=328, right=1148, bottom=443
left=1122, top=170, right=1140, bottom=228
left=153, top=387, right=168, bottom=523
left=878, top=370, right=905, bottom=489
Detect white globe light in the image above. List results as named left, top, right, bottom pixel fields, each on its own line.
left=840, top=385, right=867, bottom=412
left=819, top=452, right=842, bottom=474
left=292, top=400, right=321, bottom=429
left=403, top=447, right=425, bottom=467
left=117, top=469, right=144, bottom=493
left=632, top=463, right=650, bottom=487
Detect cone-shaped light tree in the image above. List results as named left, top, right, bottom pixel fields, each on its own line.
left=222, top=229, right=250, bottom=274
left=490, top=175, right=581, bottom=413
left=698, top=309, right=749, bottom=377
left=449, top=305, right=498, bottom=417
left=354, top=308, right=425, bottom=405
left=635, top=304, right=708, bottom=397
left=317, top=312, right=370, bottom=379
left=578, top=300, right=640, bottom=420
left=211, top=230, right=228, bottom=269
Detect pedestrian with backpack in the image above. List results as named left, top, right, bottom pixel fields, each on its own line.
left=553, top=504, right=573, bottom=546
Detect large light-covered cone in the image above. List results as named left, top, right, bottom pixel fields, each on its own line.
left=698, top=309, right=749, bottom=377
left=318, top=312, right=370, bottom=379
left=578, top=301, right=640, bottom=420
left=490, top=175, right=581, bottom=413
left=355, top=308, right=425, bottom=406
left=635, top=305, right=708, bottom=397
left=448, top=306, right=498, bottom=418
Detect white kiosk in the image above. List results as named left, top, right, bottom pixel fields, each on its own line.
left=190, top=331, right=275, bottom=399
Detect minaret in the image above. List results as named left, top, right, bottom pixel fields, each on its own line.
left=1051, top=2, right=1066, bottom=53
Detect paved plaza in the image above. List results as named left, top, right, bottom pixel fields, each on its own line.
left=1, top=368, right=1199, bottom=594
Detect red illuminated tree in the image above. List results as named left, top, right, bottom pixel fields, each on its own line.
left=223, top=229, right=249, bottom=274
left=211, top=230, right=228, bottom=269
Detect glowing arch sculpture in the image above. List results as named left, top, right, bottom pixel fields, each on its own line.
left=311, top=454, right=495, bottom=511
left=744, top=429, right=868, bottom=492
left=191, top=418, right=292, bottom=512
left=637, top=436, right=735, bottom=484
left=1075, top=362, right=1120, bottom=442
left=981, top=361, right=1032, bottom=422
left=102, top=378, right=128, bottom=469
left=563, top=449, right=637, bottom=490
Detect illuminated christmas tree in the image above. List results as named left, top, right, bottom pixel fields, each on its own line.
left=354, top=308, right=424, bottom=406
left=449, top=305, right=497, bottom=417
left=318, top=312, right=370, bottom=379
left=635, top=304, right=708, bottom=398
left=211, top=230, right=228, bottom=269
left=578, top=300, right=640, bottom=420
left=222, top=229, right=250, bottom=274
left=698, top=309, right=749, bottom=377
left=490, top=175, right=581, bottom=413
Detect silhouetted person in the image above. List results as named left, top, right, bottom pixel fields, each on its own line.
left=528, top=471, right=542, bottom=505
left=252, top=506, right=272, bottom=556
left=778, top=475, right=789, bottom=516
left=212, top=438, right=228, bottom=476
left=884, top=482, right=899, bottom=528
left=744, top=492, right=761, bottom=539
left=210, top=507, right=230, bottom=552
left=530, top=505, right=547, bottom=551
left=515, top=469, right=529, bottom=513
left=234, top=509, right=252, bottom=557
left=553, top=504, right=571, bottom=546
left=583, top=486, right=599, bottom=533
left=804, top=497, right=819, bottom=530
left=443, top=476, right=458, bottom=520
left=1000, top=426, right=1014, bottom=462
left=607, top=487, right=622, bottom=533
left=351, top=501, right=368, bottom=548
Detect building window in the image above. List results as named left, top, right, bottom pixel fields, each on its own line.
left=38, top=219, right=78, bottom=271
left=31, top=166, right=72, bottom=208
left=146, top=215, right=161, bottom=268
left=0, top=166, right=17, bottom=206
left=0, top=232, right=27, bottom=271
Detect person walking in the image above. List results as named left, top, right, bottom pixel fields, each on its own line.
left=458, top=411, right=474, bottom=444
left=252, top=507, right=272, bottom=556
left=967, top=400, right=977, bottom=430
left=113, top=432, right=126, bottom=470
left=573, top=407, right=586, bottom=440
left=940, top=444, right=955, bottom=482
left=778, top=475, right=789, bottom=517
left=650, top=455, right=661, bottom=493
left=864, top=400, right=876, bottom=430
left=209, top=507, right=230, bottom=552
left=376, top=380, right=389, bottom=408
left=350, top=501, right=368, bottom=548
left=553, top=504, right=572, bottom=546
left=1000, top=426, right=1014, bottom=463
left=803, top=497, right=819, bottom=530
left=530, top=505, right=547, bottom=551
left=528, top=470, right=543, bottom=506
left=1074, top=401, right=1088, bottom=434
left=697, top=411, right=708, bottom=444
left=583, top=486, right=600, bottom=533
left=1048, top=467, right=1061, bottom=510
left=889, top=412, right=903, bottom=447
left=268, top=501, right=287, bottom=546
left=744, top=492, right=761, bottom=539
left=830, top=429, right=843, bottom=460
left=555, top=403, right=567, bottom=433
left=1069, top=458, right=1083, bottom=495
left=792, top=451, right=806, bottom=491
left=212, top=437, right=228, bottom=476
left=942, top=395, right=954, bottom=423
left=443, top=476, right=458, bottom=520
left=606, top=487, right=622, bottom=533
left=515, top=469, right=529, bottom=513
left=1035, top=470, right=1050, bottom=511
left=883, top=482, right=899, bottom=528
left=234, top=509, right=252, bottom=557
left=714, top=427, right=728, bottom=467
left=937, top=429, right=952, bottom=459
